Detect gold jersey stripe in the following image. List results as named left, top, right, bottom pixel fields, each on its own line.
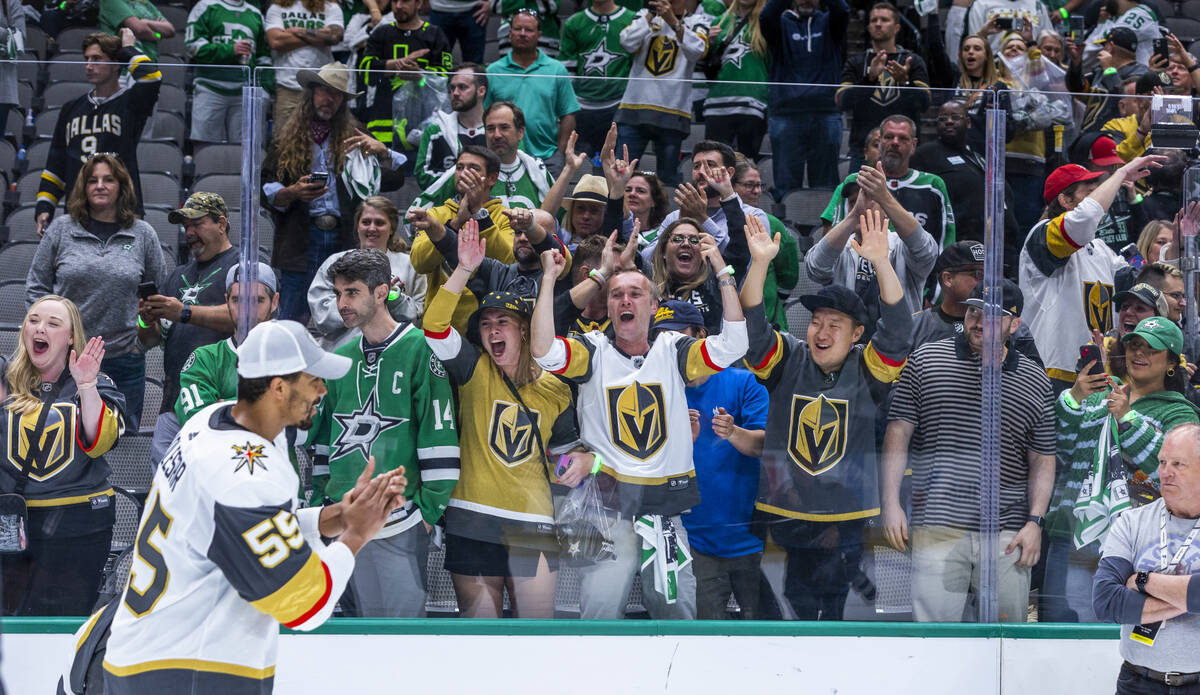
left=26, top=488, right=113, bottom=508
left=249, top=552, right=330, bottom=627
left=104, top=658, right=275, bottom=679
left=755, top=502, right=881, bottom=522
left=598, top=463, right=695, bottom=486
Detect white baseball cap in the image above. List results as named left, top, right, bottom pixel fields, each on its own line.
left=237, top=320, right=351, bottom=380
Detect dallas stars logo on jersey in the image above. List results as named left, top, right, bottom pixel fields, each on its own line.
left=331, top=389, right=409, bottom=461
left=1083, top=281, right=1114, bottom=333
left=720, top=34, right=749, bottom=70
left=582, top=43, right=622, bottom=76
left=606, top=381, right=667, bottom=460
left=7, top=403, right=75, bottom=481
left=488, top=401, right=541, bottom=467
left=787, top=394, right=849, bottom=476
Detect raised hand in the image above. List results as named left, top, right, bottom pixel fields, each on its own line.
left=697, top=232, right=726, bottom=272
left=599, top=231, right=618, bottom=276
left=1120, top=154, right=1167, bottom=183
left=618, top=218, right=641, bottom=271
left=502, top=207, right=535, bottom=233
left=344, top=128, right=388, bottom=158
left=744, top=213, right=779, bottom=262
left=850, top=208, right=890, bottom=265
left=601, top=125, right=639, bottom=191
left=868, top=49, right=889, bottom=80
left=541, top=248, right=566, bottom=277
left=1106, top=384, right=1132, bottom=420
left=68, top=336, right=105, bottom=387
left=405, top=207, right=434, bottom=232
left=674, top=183, right=708, bottom=221
left=1069, top=360, right=1110, bottom=405
left=457, top=218, right=486, bottom=272
left=885, top=56, right=911, bottom=84
left=703, top=162, right=734, bottom=200
left=856, top=161, right=892, bottom=204
left=562, top=131, right=588, bottom=171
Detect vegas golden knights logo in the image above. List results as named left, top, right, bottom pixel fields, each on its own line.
left=6, top=403, right=76, bottom=481
left=787, top=394, right=848, bottom=476
left=606, top=381, right=667, bottom=460
left=1082, top=281, right=1114, bottom=333
left=645, top=36, right=679, bottom=76
left=488, top=401, right=541, bottom=467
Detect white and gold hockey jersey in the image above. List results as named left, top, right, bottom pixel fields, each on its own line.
left=99, top=402, right=355, bottom=695
left=536, top=320, right=747, bottom=517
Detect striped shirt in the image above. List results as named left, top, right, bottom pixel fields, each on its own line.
left=888, top=335, right=1055, bottom=531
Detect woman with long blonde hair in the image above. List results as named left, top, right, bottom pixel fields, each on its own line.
left=703, top=0, right=770, bottom=159
left=650, top=218, right=731, bottom=335
left=0, top=296, right=127, bottom=616
left=423, top=220, right=594, bottom=618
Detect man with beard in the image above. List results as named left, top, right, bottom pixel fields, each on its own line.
left=911, top=100, right=1021, bottom=269
left=641, top=140, right=768, bottom=264
left=820, top=115, right=955, bottom=250
left=415, top=102, right=556, bottom=210
left=358, top=0, right=454, bottom=154
left=414, top=63, right=488, bottom=191
left=486, top=9, right=579, bottom=168
left=836, top=3, right=931, bottom=174
left=408, top=145, right=518, bottom=331
left=308, top=249, right=461, bottom=617
left=262, top=62, right=406, bottom=323
left=531, top=231, right=748, bottom=619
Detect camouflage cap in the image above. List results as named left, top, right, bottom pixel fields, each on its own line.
left=168, top=192, right=229, bottom=224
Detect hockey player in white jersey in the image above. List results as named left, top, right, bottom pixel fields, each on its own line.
left=58, top=320, right=407, bottom=695
left=531, top=228, right=748, bottom=618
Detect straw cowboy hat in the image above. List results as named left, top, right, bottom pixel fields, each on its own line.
left=297, top=62, right=363, bottom=98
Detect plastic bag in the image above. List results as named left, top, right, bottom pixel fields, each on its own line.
left=555, top=475, right=617, bottom=566
left=1002, top=52, right=1074, bottom=131
left=391, top=71, right=450, bottom=150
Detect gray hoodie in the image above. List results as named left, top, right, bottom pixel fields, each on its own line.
left=26, top=215, right=166, bottom=356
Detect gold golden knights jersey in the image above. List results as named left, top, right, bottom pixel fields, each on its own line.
left=424, top=287, right=580, bottom=549
left=101, top=403, right=355, bottom=695
left=536, top=319, right=748, bottom=517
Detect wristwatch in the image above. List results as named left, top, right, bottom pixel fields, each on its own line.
left=1135, top=571, right=1150, bottom=594
left=179, top=305, right=192, bottom=324
left=1027, top=514, right=1045, bottom=527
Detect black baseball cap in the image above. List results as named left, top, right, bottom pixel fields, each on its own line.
left=963, top=279, right=1024, bottom=317
left=801, top=285, right=870, bottom=325
left=1113, top=282, right=1168, bottom=317
left=1135, top=70, right=1173, bottom=95
left=467, top=291, right=533, bottom=345
left=1104, top=26, right=1138, bottom=53
left=652, top=300, right=706, bottom=332
left=937, top=241, right=985, bottom=273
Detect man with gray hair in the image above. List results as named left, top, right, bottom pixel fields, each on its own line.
left=1094, top=422, right=1200, bottom=692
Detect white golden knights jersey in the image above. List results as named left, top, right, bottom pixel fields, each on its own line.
left=99, top=403, right=355, bottom=695
left=536, top=319, right=748, bottom=517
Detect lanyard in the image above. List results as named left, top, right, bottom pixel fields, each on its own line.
left=1159, top=505, right=1200, bottom=573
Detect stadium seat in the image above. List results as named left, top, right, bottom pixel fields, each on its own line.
left=34, top=108, right=60, bottom=140
left=1166, top=17, right=1200, bottom=42
left=16, top=81, right=31, bottom=114
left=0, top=326, right=17, bottom=359
left=0, top=280, right=27, bottom=327
left=141, top=379, right=163, bottom=433
left=0, top=138, right=15, bottom=178
left=153, top=55, right=190, bottom=90
left=156, top=83, right=188, bottom=118
left=777, top=188, right=832, bottom=235
left=192, top=174, right=244, bottom=209
left=16, top=53, right=39, bottom=86
left=193, top=144, right=245, bottom=176
left=25, top=140, right=50, bottom=172
left=14, top=170, right=43, bottom=205
left=138, top=141, right=185, bottom=179
left=1182, top=0, right=1200, bottom=18
left=757, top=156, right=775, bottom=195
left=45, top=52, right=87, bottom=84
left=142, top=207, right=182, bottom=259
left=5, top=205, right=39, bottom=242
left=146, top=346, right=165, bottom=385
left=24, top=26, right=47, bottom=60
left=159, top=5, right=189, bottom=32
left=56, top=27, right=100, bottom=52
left=42, top=81, right=92, bottom=108
left=158, top=32, right=188, bottom=59
left=0, top=241, right=41, bottom=281
left=4, top=108, right=23, bottom=145
left=148, top=111, right=186, bottom=148
left=140, top=172, right=184, bottom=209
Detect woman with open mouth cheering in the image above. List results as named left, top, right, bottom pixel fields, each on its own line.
left=423, top=219, right=593, bottom=618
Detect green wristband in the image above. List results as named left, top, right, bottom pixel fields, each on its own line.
left=1059, top=7, right=1068, bottom=18
left=137, top=316, right=147, bottom=329
left=1061, top=390, right=1081, bottom=409
left=1103, top=67, right=1118, bottom=76
left=590, top=453, right=602, bottom=475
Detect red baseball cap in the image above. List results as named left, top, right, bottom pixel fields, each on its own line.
left=1043, top=164, right=1105, bottom=203
left=1089, top=136, right=1124, bottom=167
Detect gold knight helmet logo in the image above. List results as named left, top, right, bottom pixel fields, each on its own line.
left=787, top=394, right=849, bottom=476
left=607, top=381, right=667, bottom=460
left=488, top=401, right=540, bottom=467
left=6, top=403, right=75, bottom=481
left=1083, top=281, right=1114, bottom=333
left=645, top=35, right=679, bottom=76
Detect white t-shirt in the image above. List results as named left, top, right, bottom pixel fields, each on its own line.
left=264, top=0, right=343, bottom=90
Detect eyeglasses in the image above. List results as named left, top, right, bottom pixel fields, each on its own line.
left=734, top=181, right=763, bottom=191
left=669, top=234, right=702, bottom=246
left=1166, top=291, right=1186, bottom=301
left=954, top=269, right=985, bottom=280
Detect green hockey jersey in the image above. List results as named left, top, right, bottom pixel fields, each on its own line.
left=415, top=151, right=554, bottom=211
left=176, top=338, right=240, bottom=425
left=307, top=323, right=460, bottom=536
left=703, top=13, right=768, bottom=119
left=186, top=0, right=273, bottom=95
left=558, top=7, right=636, bottom=108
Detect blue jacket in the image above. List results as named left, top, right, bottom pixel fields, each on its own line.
left=761, top=0, right=849, bottom=115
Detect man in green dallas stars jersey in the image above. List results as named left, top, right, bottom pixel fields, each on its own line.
left=308, top=249, right=461, bottom=617
left=559, top=0, right=635, bottom=158
left=186, top=0, right=274, bottom=143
